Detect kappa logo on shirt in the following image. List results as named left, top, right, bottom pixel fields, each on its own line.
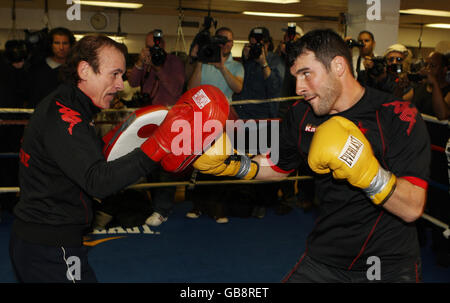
left=304, top=123, right=317, bottom=132
left=358, top=121, right=368, bottom=135
left=382, top=101, right=418, bottom=136
left=55, top=101, right=82, bottom=135
left=19, top=148, right=30, bottom=167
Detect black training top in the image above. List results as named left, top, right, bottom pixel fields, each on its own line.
left=275, top=86, right=431, bottom=271
left=13, top=83, right=157, bottom=247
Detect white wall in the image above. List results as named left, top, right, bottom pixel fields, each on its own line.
left=0, top=7, right=448, bottom=57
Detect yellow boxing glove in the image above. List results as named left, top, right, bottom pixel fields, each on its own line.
left=308, top=116, right=397, bottom=205
left=193, top=133, right=259, bottom=180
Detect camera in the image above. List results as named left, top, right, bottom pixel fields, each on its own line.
left=149, top=29, right=166, bottom=66
left=25, top=28, right=49, bottom=46
left=407, top=73, right=426, bottom=82
left=347, top=39, right=364, bottom=48
left=284, top=22, right=297, bottom=54
left=248, top=28, right=264, bottom=60
left=387, top=63, right=403, bottom=74
left=196, top=32, right=228, bottom=63
left=23, top=27, right=49, bottom=64
left=193, top=16, right=227, bottom=63
left=367, top=56, right=386, bottom=77
left=4, top=40, right=29, bottom=63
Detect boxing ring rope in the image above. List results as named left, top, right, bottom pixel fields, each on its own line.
left=1, top=96, right=449, bottom=238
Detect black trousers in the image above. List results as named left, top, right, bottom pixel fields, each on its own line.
left=9, top=231, right=97, bottom=283
left=284, top=254, right=422, bottom=283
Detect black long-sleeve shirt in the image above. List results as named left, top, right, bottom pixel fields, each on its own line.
left=13, top=83, right=157, bottom=246
left=275, top=86, right=431, bottom=271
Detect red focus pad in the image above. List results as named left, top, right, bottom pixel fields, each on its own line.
left=102, top=105, right=168, bottom=161
left=142, top=85, right=230, bottom=172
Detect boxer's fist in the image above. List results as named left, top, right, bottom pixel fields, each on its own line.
left=141, top=85, right=230, bottom=172
left=193, top=133, right=259, bottom=180
left=308, top=116, right=396, bottom=205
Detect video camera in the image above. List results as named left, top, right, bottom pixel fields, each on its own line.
left=406, top=60, right=427, bottom=82
left=193, top=16, right=227, bottom=63
left=284, top=22, right=297, bottom=54
left=346, top=39, right=364, bottom=48
left=149, top=29, right=167, bottom=66
left=4, top=40, right=29, bottom=63
left=248, top=28, right=264, bottom=60
left=367, top=56, right=386, bottom=77
left=24, top=27, right=50, bottom=65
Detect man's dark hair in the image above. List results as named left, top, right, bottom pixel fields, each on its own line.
left=60, top=35, right=127, bottom=85
left=358, top=30, right=374, bottom=41
left=287, top=28, right=353, bottom=74
left=215, top=27, right=233, bottom=37
left=49, top=27, right=76, bottom=47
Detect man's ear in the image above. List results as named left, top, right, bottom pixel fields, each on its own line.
left=77, top=61, right=91, bottom=81
left=331, top=56, right=346, bottom=77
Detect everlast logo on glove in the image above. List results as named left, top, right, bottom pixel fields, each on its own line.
left=338, top=135, right=364, bottom=168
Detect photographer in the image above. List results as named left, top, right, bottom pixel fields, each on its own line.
left=185, top=26, right=244, bottom=224
left=187, top=27, right=244, bottom=101
left=359, top=43, right=413, bottom=99
left=128, top=30, right=185, bottom=107
left=404, top=51, right=449, bottom=120
left=28, top=27, right=75, bottom=108
left=232, top=27, right=285, bottom=219
left=276, top=24, right=302, bottom=116
left=345, top=31, right=376, bottom=78
left=127, top=30, right=185, bottom=227
left=233, top=27, right=284, bottom=119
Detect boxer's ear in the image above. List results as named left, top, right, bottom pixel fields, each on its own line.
left=331, top=56, right=346, bottom=77
left=77, top=61, right=92, bottom=81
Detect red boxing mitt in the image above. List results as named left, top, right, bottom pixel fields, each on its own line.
left=141, top=85, right=230, bottom=172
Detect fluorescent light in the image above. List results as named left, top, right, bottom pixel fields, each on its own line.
left=425, top=23, right=450, bottom=29
left=399, top=9, right=450, bottom=17
left=74, top=34, right=127, bottom=43
left=74, top=1, right=143, bottom=9
left=243, top=11, right=303, bottom=17
left=234, top=0, right=300, bottom=3
left=234, top=40, right=249, bottom=44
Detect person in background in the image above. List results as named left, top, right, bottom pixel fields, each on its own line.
left=193, top=29, right=431, bottom=282
left=27, top=27, right=75, bottom=108
left=185, top=26, right=244, bottom=223
left=404, top=51, right=449, bottom=120
left=128, top=30, right=186, bottom=227
left=232, top=27, right=285, bottom=218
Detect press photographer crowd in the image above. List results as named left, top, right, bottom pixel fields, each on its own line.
left=0, top=12, right=449, bottom=284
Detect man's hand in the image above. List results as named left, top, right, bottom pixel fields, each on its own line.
left=209, top=52, right=226, bottom=71
left=136, top=47, right=151, bottom=68
left=255, top=46, right=268, bottom=67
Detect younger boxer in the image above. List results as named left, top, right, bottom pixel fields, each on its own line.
left=194, top=29, right=431, bottom=282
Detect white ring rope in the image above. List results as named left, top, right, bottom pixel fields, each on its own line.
left=1, top=97, right=448, bottom=237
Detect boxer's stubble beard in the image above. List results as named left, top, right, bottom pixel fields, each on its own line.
left=310, top=72, right=342, bottom=116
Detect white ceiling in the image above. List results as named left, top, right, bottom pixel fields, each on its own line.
left=4, top=0, right=450, bottom=29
